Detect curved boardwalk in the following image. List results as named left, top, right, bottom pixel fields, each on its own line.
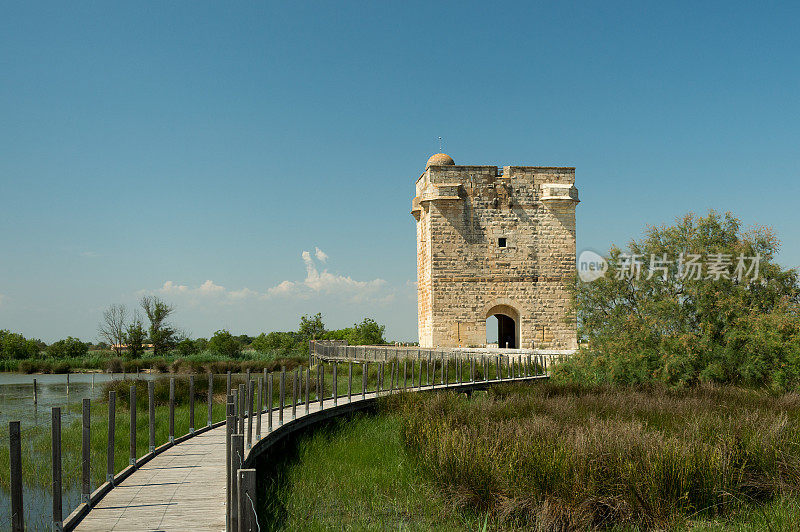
left=73, top=376, right=544, bottom=531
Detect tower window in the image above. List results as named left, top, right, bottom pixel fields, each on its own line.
left=498, top=238, right=507, bottom=248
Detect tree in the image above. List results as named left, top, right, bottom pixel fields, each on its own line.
left=558, top=210, right=800, bottom=388
left=298, top=313, right=326, bottom=341
left=140, top=296, right=178, bottom=357
left=175, top=338, right=199, bottom=357
left=125, top=314, right=147, bottom=359
left=208, top=329, right=242, bottom=358
left=98, top=304, right=128, bottom=356
left=350, top=318, right=386, bottom=345
left=0, top=330, right=40, bottom=360
left=46, top=337, right=89, bottom=359
left=251, top=331, right=299, bottom=354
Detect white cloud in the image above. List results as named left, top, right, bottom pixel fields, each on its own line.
left=81, top=251, right=99, bottom=258
left=198, top=280, right=225, bottom=295
left=145, top=248, right=392, bottom=305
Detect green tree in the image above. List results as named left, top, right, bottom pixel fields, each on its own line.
left=140, top=296, right=178, bottom=357
left=559, top=210, right=800, bottom=388
left=175, top=338, right=199, bottom=357
left=251, top=331, right=299, bottom=354
left=298, top=313, right=326, bottom=341
left=0, top=330, right=40, bottom=360
left=46, top=337, right=89, bottom=359
left=350, top=318, right=386, bottom=345
left=208, top=329, right=242, bottom=358
left=125, top=315, right=147, bottom=359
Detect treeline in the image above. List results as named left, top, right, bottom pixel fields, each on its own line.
left=0, top=308, right=386, bottom=369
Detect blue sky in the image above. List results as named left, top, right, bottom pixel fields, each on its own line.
left=1, top=1, right=798, bottom=343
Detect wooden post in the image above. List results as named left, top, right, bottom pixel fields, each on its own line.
left=208, top=373, right=214, bottom=426
left=389, top=361, right=395, bottom=393
left=130, top=385, right=137, bottom=466
left=267, top=373, right=273, bottom=432
left=33, top=378, right=37, bottom=405
left=148, top=381, right=155, bottom=453
left=348, top=362, right=352, bottom=402
left=444, top=358, right=448, bottom=388
left=238, top=469, right=257, bottom=532
left=246, top=369, right=251, bottom=397
left=225, top=398, right=235, bottom=531
left=52, top=407, right=62, bottom=530
left=403, top=359, right=407, bottom=389
left=256, top=375, right=262, bottom=440
left=238, top=383, right=245, bottom=434
left=305, top=367, right=310, bottom=414
left=226, top=370, right=232, bottom=398
left=496, top=355, right=501, bottom=381
left=10, top=421, right=23, bottom=532
left=292, top=369, right=298, bottom=420
left=107, top=391, right=116, bottom=483
left=319, top=363, right=324, bottom=408
left=362, top=362, right=367, bottom=399
left=279, top=367, right=285, bottom=425
left=426, top=352, right=431, bottom=385
left=247, top=380, right=254, bottom=449
left=66, top=372, right=69, bottom=395
left=82, top=398, right=91, bottom=504
left=169, top=378, right=175, bottom=443
left=332, top=363, right=338, bottom=406
left=440, top=352, right=445, bottom=385
left=189, top=375, right=195, bottom=433
left=230, top=434, right=244, bottom=532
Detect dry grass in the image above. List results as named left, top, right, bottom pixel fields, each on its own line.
left=390, top=383, right=800, bottom=530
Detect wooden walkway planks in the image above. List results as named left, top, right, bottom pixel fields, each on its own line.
left=74, top=428, right=228, bottom=531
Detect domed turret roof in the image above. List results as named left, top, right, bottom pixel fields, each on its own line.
left=426, top=153, right=455, bottom=168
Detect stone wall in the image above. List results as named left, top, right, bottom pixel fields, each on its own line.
left=412, top=162, right=578, bottom=349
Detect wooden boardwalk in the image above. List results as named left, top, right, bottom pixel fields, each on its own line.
left=72, top=376, right=543, bottom=531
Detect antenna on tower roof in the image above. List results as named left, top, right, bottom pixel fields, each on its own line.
left=438, top=136, right=443, bottom=152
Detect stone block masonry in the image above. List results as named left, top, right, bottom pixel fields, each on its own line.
left=412, top=154, right=579, bottom=349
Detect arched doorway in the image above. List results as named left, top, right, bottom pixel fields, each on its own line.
left=484, top=303, right=520, bottom=349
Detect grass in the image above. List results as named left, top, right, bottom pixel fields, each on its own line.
left=3, top=347, right=309, bottom=374
left=266, top=413, right=488, bottom=531
left=267, top=383, right=800, bottom=531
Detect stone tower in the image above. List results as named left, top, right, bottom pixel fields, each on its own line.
left=411, top=153, right=579, bottom=349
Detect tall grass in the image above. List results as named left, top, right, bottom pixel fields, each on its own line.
left=6, top=348, right=307, bottom=374
left=392, top=383, right=800, bottom=529
left=268, top=414, right=487, bottom=531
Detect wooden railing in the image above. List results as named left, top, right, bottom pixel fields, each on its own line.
left=6, top=348, right=557, bottom=532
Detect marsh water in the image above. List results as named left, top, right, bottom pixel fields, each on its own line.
left=0, top=372, right=156, bottom=530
